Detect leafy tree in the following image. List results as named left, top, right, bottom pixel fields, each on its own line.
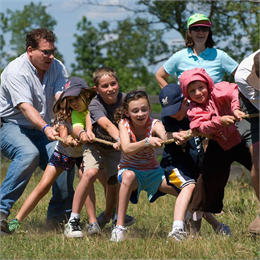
left=0, top=2, right=63, bottom=68
left=0, top=13, right=8, bottom=72
left=79, top=0, right=259, bottom=76
left=71, top=16, right=168, bottom=94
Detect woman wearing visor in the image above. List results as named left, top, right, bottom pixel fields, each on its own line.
left=156, top=13, right=238, bottom=88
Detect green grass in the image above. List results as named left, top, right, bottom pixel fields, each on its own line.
left=1, top=158, right=259, bottom=259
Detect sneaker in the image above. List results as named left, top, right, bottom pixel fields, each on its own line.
left=8, top=218, right=20, bottom=234
left=215, top=223, right=231, bottom=236
left=86, top=222, right=101, bottom=236
left=112, top=214, right=136, bottom=229
left=248, top=215, right=260, bottom=235
left=97, top=212, right=111, bottom=230
left=64, top=218, right=83, bottom=238
left=110, top=225, right=127, bottom=242
left=167, top=228, right=187, bottom=242
left=0, top=212, right=10, bottom=234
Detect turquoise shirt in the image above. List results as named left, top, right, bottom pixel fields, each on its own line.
left=163, top=47, right=238, bottom=84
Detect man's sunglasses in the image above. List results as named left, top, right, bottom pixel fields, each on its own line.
left=190, top=26, right=210, bottom=32
left=37, top=48, right=57, bottom=56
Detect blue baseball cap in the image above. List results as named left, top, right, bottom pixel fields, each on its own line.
left=159, top=83, right=184, bottom=118
left=62, top=77, right=95, bottom=98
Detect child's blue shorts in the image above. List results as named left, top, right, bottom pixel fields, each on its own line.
left=118, top=167, right=166, bottom=204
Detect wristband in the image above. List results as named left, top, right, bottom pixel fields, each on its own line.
left=42, top=124, right=50, bottom=132
left=78, top=130, right=86, bottom=139
left=144, top=137, right=149, bottom=146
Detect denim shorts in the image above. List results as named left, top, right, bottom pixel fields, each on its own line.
left=49, top=151, right=77, bottom=171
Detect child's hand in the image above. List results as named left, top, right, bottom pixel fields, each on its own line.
left=172, top=131, right=187, bottom=145
left=79, top=131, right=88, bottom=143
left=147, top=137, right=162, bottom=148
left=220, top=115, right=236, bottom=126
left=113, top=141, right=121, bottom=150
left=233, top=109, right=245, bottom=122
left=86, top=131, right=95, bottom=143
left=64, top=135, right=75, bottom=146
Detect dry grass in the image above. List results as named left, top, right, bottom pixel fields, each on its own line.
left=0, top=158, right=259, bottom=259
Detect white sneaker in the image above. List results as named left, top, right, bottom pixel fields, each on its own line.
left=64, top=218, right=83, bottom=238
left=167, top=227, right=187, bottom=242
left=86, top=222, right=101, bottom=236
left=110, top=225, right=127, bottom=242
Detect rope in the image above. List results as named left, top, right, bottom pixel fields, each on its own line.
left=55, top=135, right=114, bottom=146
left=242, top=113, right=259, bottom=118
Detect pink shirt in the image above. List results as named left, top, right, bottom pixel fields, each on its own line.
left=180, top=68, right=241, bottom=151
left=118, top=117, right=160, bottom=170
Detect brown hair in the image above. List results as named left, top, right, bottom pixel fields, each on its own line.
left=26, top=28, right=56, bottom=49
left=185, top=29, right=215, bottom=48
left=92, top=66, right=119, bottom=87
left=114, top=90, right=150, bottom=122
left=53, top=92, right=71, bottom=125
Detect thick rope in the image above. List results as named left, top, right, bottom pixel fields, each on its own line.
left=242, top=113, right=259, bottom=118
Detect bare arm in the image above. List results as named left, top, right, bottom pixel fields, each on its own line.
left=156, top=66, right=170, bottom=89
left=97, top=116, right=120, bottom=141
left=18, top=102, right=58, bottom=141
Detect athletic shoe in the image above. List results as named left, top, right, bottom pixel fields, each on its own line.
left=167, top=227, right=187, bottom=242
left=64, top=218, right=83, bottom=238
left=110, top=225, right=127, bottom=242
left=248, top=215, right=260, bottom=235
left=97, top=212, right=111, bottom=230
left=8, top=218, right=20, bottom=234
left=0, top=212, right=10, bottom=234
left=112, top=214, right=136, bottom=229
left=86, top=222, right=101, bottom=236
left=214, top=223, right=231, bottom=236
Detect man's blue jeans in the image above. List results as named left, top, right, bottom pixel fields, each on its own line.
left=0, top=123, right=74, bottom=220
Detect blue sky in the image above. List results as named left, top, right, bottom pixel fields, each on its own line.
left=1, top=0, right=183, bottom=74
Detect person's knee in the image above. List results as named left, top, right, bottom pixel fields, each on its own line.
left=83, top=168, right=99, bottom=183
left=121, top=171, right=136, bottom=187
left=19, top=149, right=40, bottom=168
left=36, top=181, right=52, bottom=197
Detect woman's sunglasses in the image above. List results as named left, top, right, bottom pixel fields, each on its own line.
left=190, top=26, right=210, bottom=32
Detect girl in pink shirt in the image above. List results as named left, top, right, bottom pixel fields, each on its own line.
left=179, top=68, right=252, bottom=215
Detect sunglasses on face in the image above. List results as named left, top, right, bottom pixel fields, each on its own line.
left=38, top=48, right=57, bottom=56
left=190, top=26, right=210, bottom=32
left=125, top=90, right=148, bottom=101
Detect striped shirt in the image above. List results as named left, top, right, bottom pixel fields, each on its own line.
left=0, top=53, right=68, bottom=127
left=118, top=117, right=160, bottom=171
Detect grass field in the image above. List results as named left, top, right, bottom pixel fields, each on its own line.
left=0, top=157, right=259, bottom=260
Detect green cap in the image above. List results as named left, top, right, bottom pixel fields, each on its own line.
left=187, top=13, right=211, bottom=28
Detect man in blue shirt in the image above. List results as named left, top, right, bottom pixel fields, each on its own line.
left=0, top=28, right=74, bottom=233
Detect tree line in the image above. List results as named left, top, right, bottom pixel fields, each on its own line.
left=1, top=0, right=259, bottom=94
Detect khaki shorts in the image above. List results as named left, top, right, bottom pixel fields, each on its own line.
left=82, top=142, right=121, bottom=184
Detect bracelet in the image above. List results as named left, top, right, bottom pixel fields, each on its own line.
left=78, top=130, right=86, bottom=139
left=144, top=137, right=149, bottom=146
left=116, top=137, right=120, bottom=142
left=42, top=124, right=50, bottom=132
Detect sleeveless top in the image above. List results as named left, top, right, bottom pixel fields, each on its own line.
left=118, top=117, right=160, bottom=171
